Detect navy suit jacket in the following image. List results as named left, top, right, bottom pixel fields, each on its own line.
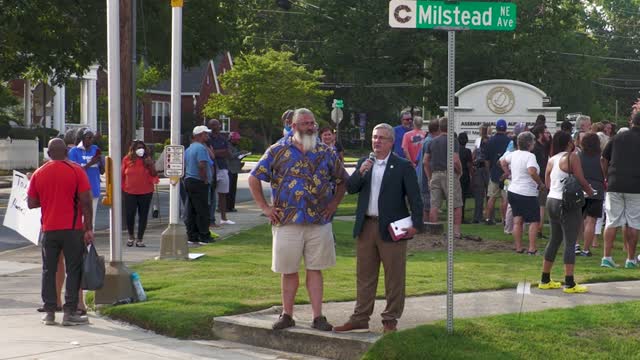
left=347, top=152, right=424, bottom=242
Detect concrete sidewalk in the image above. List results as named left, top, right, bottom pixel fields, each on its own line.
left=3, top=198, right=640, bottom=359
left=0, top=200, right=327, bottom=360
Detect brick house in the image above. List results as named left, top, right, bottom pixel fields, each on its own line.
left=141, top=52, right=237, bottom=144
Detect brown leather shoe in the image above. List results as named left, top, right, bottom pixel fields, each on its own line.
left=382, top=320, right=397, bottom=334
left=272, top=313, right=295, bottom=330
left=333, top=321, right=369, bottom=333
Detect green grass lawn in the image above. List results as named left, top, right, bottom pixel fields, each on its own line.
left=364, top=301, right=640, bottom=359
left=99, top=220, right=640, bottom=339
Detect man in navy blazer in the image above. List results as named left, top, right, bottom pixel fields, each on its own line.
left=333, top=123, right=423, bottom=334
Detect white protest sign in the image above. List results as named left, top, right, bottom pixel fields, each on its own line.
left=3, top=171, right=41, bottom=245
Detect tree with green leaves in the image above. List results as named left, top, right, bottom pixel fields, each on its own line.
left=203, top=49, right=332, bottom=147
left=0, top=0, right=106, bottom=85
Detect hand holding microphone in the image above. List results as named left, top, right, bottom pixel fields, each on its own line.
left=359, top=152, right=376, bottom=176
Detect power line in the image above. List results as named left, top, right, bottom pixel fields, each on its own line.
left=546, top=50, right=640, bottom=63
left=592, top=81, right=640, bottom=90
left=599, top=77, right=640, bottom=82
left=320, top=82, right=421, bottom=88
left=248, top=35, right=325, bottom=43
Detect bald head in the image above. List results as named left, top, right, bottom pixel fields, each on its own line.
left=207, top=119, right=221, bottom=133
left=48, top=138, right=68, bottom=160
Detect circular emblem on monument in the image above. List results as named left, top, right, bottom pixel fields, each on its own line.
left=486, top=86, right=515, bottom=114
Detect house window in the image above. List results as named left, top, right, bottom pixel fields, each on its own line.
left=152, top=101, right=170, bottom=130
left=220, top=115, right=230, bottom=132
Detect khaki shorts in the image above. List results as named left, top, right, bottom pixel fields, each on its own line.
left=271, top=223, right=336, bottom=274
left=429, top=171, right=464, bottom=209
left=605, top=192, right=640, bottom=230
left=487, top=180, right=504, bottom=199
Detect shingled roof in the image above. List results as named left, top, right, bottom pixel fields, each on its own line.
left=150, top=61, right=209, bottom=93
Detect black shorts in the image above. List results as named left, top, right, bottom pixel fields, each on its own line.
left=508, top=191, right=541, bottom=223
left=582, top=198, right=603, bottom=218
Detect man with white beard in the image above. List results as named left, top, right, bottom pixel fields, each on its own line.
left=249, top=108, right=348, bottom=332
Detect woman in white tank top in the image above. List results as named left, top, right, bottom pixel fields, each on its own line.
left=539, top=131, right=594, bottom=294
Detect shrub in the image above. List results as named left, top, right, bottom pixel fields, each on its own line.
left=153, top=143, right=164, bottom=155
left=238, top=137, right=253, bottom=152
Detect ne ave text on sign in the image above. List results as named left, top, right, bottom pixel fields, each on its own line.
left=389, top=0, right=516, bottom=31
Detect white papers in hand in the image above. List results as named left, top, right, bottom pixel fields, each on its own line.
left=389, top=216, right=413, bottom=239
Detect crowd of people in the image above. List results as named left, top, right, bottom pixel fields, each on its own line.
left=390, top=110, right=640, bottom=294
left=24, top=104, right=639, bottom=331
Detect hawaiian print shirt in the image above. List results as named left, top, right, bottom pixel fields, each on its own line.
left=251, top=136, right=346, bottom=225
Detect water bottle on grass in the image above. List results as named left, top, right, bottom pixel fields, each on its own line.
left=131, top=272, right=147, bottom=302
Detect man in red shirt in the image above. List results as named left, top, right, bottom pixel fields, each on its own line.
left=401, top=116, right=426, bottom=167
left=27, top=138, right=94, bottom=326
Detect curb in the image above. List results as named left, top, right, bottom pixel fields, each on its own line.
left=213, top=307, right=377, bottom=360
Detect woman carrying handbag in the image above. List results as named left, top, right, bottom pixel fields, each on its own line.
left=538, top=131, right=594, bottom=293
left=121, top=140, right=159, bottom=247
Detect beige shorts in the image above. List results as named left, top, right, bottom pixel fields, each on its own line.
left=605, top=192, right=640, bottom=230
left=429, top=171, right=463, bottom=209
left=216, top=169, right=230, bottom=194
left=487, top=180, right=504, bottom=199
left=271, top=223, right=336, bottom=274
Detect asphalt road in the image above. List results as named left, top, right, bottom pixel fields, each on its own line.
left=0, top=173, right=269, bottom=252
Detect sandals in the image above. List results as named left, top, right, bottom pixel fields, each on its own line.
left=126, top=238, right=134, bottom=247
left=135, top=239, right=146, bottom=248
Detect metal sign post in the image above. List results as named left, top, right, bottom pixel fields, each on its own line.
left=158, top=0, right=188, bottom=260
left=445, top=30, right=455, bottom=335
left=388, top=0, right=517, bottom=335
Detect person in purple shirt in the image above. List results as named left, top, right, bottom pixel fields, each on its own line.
left=393, top=111, right=413, bottom=159
left=249, top=108, right=347, bottom=332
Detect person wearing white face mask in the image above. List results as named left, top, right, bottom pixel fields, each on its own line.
left=121, top=140, right=158, bottom=247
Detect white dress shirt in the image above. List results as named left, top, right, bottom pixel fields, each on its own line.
left=367, top=152, right=391, bottom=216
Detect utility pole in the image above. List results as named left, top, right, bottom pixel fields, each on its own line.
left=120, top=0, right=134, bottom=158
left=95, top=0, right=136, bottom=305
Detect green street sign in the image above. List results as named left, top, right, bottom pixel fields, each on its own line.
left=333, top=99, right=344, bottom=108
left=389, top=1, right=516, bottom=31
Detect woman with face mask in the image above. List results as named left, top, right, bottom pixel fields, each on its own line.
left=121, top=140, right=158, bottom=247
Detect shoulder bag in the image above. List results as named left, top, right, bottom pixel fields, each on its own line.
left=561, top=152, right=585, bottom=213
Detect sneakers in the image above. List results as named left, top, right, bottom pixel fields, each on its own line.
left=485, top=219, right=495, bottom=226
left=62, top=312, right=89, bottom=326
left=563, top=284, right=588, bottom=294
left=574, top=244, right=582, bottom=255
left=41, top=312, right=56, bottom=325
left=220, top=219, right=235, bottom=225
left=272, top=313, right=295, bottom=330
left=624, top=260, right=637, bottom=269
left=601, top=258, right=618, bottom=268
left=311, top=315, right=333, bottom=331
left=538, top=280, right=562, bottom=290
left=333, top=321, right=370, bottom=333
left=578, top=250, right=592, bottom=257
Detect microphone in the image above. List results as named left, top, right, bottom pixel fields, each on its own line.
left=362, top=152, right=376, bottom=175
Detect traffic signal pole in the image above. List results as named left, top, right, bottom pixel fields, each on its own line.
left=159, top=0, right=188, bottom=259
